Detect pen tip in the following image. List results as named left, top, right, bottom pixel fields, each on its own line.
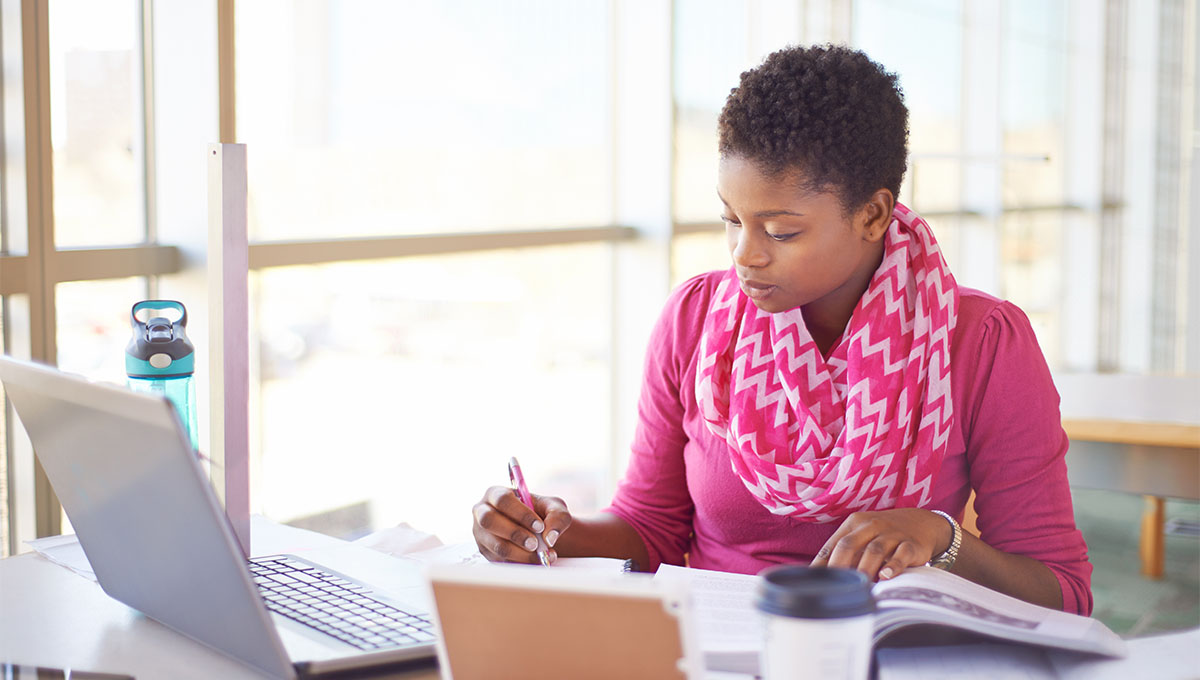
left=508, top=456, right=520, bottom=468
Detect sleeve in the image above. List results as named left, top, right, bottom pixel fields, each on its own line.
left=962, top=302, right=1094, bottom=616
left=604, top=274, right=714, bottom=571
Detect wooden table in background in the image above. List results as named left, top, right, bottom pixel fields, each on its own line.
left=1061, top=418, right=1200, bottom=579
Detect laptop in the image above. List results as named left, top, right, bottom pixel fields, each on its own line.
left=0, top=356, right=438, bottom=679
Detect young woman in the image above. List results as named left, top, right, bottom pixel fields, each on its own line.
left=472, top=45, right=1091, bottom=615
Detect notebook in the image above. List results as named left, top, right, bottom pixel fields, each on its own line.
left=0, top=356, right=438, bottom=679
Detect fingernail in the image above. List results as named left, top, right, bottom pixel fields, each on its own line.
left=879, top=567, right=894, bottom=580
left=524, top=537, right=538, bottom=551
left=548, top=550, right=557, bottom=564
left=531, top=520, right=545, bottom=533
left=545, top=530, right=559, bottom=547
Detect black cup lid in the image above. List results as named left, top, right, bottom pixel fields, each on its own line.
left=755, top=565, right=875, bottom=619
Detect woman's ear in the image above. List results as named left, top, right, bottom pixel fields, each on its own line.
left=858, top=189, right=895, bottom=243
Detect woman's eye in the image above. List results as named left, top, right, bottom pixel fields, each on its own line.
left=767, top=232, right=797, bottom=242
left=720, top=216, right=741, bottom=228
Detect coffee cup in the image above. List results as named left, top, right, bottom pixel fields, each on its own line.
left=755, top=565, right=875, bottom=680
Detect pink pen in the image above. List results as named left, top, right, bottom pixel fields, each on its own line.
left=508, top=456, right=552, bottom=566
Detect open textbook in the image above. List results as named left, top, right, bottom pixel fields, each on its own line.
left=654, top=564, right=1126, bottom=675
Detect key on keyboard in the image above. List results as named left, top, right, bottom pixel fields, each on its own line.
left=248, top=555, right=436, bottom=651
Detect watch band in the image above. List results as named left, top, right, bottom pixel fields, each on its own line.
left=927, top=510, right=961, bottom=571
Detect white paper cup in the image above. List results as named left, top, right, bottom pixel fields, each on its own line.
left=755, top=565, right=875, bottom=680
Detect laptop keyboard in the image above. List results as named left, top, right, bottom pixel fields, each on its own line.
left=248, top=555, right=436, bottom=651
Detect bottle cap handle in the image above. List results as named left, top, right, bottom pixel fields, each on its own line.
left=131, top=300, right=187, bottom=329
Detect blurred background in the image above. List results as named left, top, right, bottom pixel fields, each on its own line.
left=0, top=0, right=1195, bottom=635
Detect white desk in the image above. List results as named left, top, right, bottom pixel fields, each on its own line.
left=0, top=518, right=440, bottom=680
left=5, top=535, right=1199, bottom=680
left=0, top=551, right=273, bottom=679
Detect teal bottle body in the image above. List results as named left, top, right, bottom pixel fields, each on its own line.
left=126, top=300, right=198, bottom=450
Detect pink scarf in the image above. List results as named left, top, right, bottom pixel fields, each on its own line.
left=695, top=203, right=959, bottom=522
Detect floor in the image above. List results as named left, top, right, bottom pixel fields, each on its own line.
left=1073, top=489, right=1200, bottom=637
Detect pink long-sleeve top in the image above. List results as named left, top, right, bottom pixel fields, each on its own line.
left=606, top=270, right=1093, bottom=615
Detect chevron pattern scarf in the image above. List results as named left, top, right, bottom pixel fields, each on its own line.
left=695, top=203, right=959, bottom=522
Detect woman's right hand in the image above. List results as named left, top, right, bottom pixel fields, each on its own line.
left=472, top=486, right=573, bottom=564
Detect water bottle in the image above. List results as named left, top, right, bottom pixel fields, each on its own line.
left=126, top=300, right=198, bottom=450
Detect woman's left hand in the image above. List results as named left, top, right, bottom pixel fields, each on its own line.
left=809, top=508, right=952, bottom=582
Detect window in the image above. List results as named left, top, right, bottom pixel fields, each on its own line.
left=2, top=0, right=165, bottom=554
left=254, top=247, right=611, bottom=540
left=236, top=1, right=617, bottom=539
left=51, top=0, right=143, bottom=248
left=2, top=0, right=1195, bottom=554
left=237, top=0, right=611, bottom=240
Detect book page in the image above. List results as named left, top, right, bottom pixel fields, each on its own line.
left=655, top=563, right=1126, bottom=671
left=654, top=564, right=763, bottom=655
left=398, top=542, right=629, bottom=571
left=873, top=567, right=1048, bottom=629
left=553, top=557, right=633, bottom=571
left=872, top=567, right=1125, bottom=657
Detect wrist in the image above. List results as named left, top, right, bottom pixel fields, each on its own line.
left=927, top=509, right=962, bottom=571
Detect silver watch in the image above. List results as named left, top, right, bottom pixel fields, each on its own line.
left=927, top=510, right=961, bottom=571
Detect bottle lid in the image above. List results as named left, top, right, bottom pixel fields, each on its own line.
left=126, top=300, right=195, bottom=378
left=755, top=565, right=875, bottom=619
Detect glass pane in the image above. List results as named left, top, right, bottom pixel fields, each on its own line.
left=672, top=0, right=750, bottom=223
left=237, top=1, right=612, bottom=240
left=924, top=213, right=969, bottom=286
left=54, top=279, right=149, bottom=540
left=1002, top=1, right=1066, bottom=207
left=1001, top=211, right=1063, bottom=366
left=2, top=293, right=32, bottom=553
left=50, top=0, right=143, bottom=248
left=56, top=277, right=147, bottom=383
left=907, top=158, right=963, bottom=217
left=0, top=295, right=7, bottom=556
left=2, top=0, right=27, bottom=255
left=254, top=245, right=611, bottom=541
left=671, top=230, right=727, bottom=288
left=854, top=0, right=963, bottom=210
left=1000, top=1, right=1069, bottom=370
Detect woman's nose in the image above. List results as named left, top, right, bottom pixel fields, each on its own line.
left=731, top=229, right=769, bottom=268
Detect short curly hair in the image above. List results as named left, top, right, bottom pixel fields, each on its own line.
left=718, top=44, right=909, bottom=213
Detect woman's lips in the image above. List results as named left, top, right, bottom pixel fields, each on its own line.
left=739, top=279, right=777, bottom=300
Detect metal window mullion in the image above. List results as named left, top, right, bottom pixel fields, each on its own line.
left=0, top=254, right=25, bottom=294
left=608, top=0, right=674, bottom=501
left=246, top=226, right=635, bottom=270
left=1183, top=0, right=1198, bottom=373
left=606, top=0, right=620, bottom=505
left=0, top=0, right=10, bottom=559
left=21, top=0, right=59, bottom=537
left=1152, top=0, right=1185, bottom=371
left=1098, top=0, right=1127, bottom=371
left=137, top=0, right=158, bottom=300
left=50, top=245, right=181, bottom=283
left=218, top=0, right=235, bottom=143
left=9, top=231, right=640, bottom=286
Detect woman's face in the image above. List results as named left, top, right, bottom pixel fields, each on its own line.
left=717, top=156, right=886, bottom=316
